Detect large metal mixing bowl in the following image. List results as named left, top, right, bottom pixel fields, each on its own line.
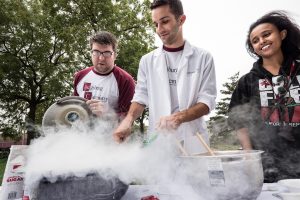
left=178, top=150, right=264, bottom=200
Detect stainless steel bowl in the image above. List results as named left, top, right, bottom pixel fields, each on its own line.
left=178, top=150, right=264, bottom=200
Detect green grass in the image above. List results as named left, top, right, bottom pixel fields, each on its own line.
left=0, top=158, right=8, bottom=185
left=212, top=143, right=241, bottom=151
left=210, top=131, right=241, bottom=151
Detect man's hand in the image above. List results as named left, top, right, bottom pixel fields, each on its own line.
left=113, top=117, right=133, bottom=143
left=86, top=99, right=107, bottom=117
left=156, top=103, right=209, bottom=131
left=156, top=112, right=184, bottom=131
left=113, top=102, right=145, bottom=143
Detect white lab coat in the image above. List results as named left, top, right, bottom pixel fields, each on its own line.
left=133, top=41, right=217, bottom=154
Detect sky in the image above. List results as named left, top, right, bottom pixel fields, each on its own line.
left=155, top=0, right=300, bottom=104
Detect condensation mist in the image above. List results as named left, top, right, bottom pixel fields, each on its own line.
left=24, top=119, right=205, bottom=199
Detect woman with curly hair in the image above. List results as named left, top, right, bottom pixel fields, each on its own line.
left=229, top=11, right=300, bottom=182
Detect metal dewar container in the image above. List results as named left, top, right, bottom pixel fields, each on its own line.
left=179, top=150, right=264, bottom=200
left=42, top=96, right=93, bottom=130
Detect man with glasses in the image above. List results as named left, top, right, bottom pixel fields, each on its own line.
left=73, top=31, right=135, bottom=119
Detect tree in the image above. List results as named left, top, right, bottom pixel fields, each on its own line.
left=208, top=72, right=239, bottom=136
left=134, top=107, right=149, bottom=133
left=213, top=72, right=240, bottom=119
left=0, top=0, right=154, bottom=144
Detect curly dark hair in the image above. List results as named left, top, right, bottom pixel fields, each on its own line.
left=246, top=10, right=300, bottom=60
left=150, top=0, right=184, bottom=19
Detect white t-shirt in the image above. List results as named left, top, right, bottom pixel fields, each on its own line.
left=73, top=66, right=135, bottom=114
left=164, top=47, right=183, bottom=113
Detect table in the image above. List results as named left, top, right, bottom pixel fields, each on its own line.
left=121, top=183, right=282, bottom=200
left=258, top=183, right=282, bottom=200
left=0, top=183, right=285, bottom=200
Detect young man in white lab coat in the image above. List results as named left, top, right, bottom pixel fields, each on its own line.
left=113, top=0, right=217, bottom=154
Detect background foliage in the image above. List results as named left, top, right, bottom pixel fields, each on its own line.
left=0, top=0, right=154, bottom=144
left=208, top=72, right=240, bottom=149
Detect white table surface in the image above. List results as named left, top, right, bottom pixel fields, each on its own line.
left=121, top=183, right=282, bottom=200
left=258, top=183, right=282, bottom=200
left=0, top=183, right=285, bottom=200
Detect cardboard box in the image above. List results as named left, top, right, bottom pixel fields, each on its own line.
left=0, top=145, right=27, bottom=200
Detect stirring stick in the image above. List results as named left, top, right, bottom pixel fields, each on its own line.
left=174, top=138, right=189, bottom=156
left=196, top=132, right=215, bottom=156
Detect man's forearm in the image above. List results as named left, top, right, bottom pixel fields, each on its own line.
left=176, top=102, right=209, bottom=124
left=125, top=102, right=146, bottom=124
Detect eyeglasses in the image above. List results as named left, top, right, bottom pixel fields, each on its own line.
left=91, top=50, right=114, bottom=58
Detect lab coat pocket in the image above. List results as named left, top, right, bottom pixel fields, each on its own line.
left=186, top=63, right=201, bottom=76
left=187, top=64, right=196, bottom=75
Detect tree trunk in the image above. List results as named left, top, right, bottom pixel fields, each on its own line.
left=26, top=103, right=38, bottom=145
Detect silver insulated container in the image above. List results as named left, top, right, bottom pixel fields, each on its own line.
left=42, top=96, right=93, bottom=130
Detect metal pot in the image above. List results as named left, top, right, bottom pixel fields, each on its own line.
left=42, top=96, right=93, bottom=131
left=34, top=173, right=128, bottom=200
left=178, top=150, right=264, bottom=200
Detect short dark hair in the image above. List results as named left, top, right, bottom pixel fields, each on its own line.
left=89, top=31, right=118, bottom=52
left=246, top=10, right=300, bottom=60
left=150, top=0, right=184, bottom=19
